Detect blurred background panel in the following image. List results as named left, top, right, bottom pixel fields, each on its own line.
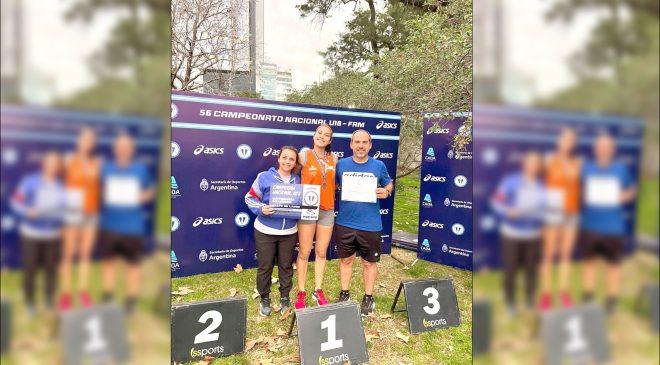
left=1, top=1, right=170, bottom=364
left=473, top=0, right=658, bottom=364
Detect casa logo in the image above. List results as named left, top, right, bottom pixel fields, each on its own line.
left=318, top=353, right=350, bottom=365
left=235, top=212, right=250, bottom=227
left=2, top=148, right=19, bottom=166
left=426, top=123, right=450, bottom=134
left=171, top=250, right=179, bottom=270
left=447, top=150, right=454, bottom=159
left=380, top=209, right=389, bottom=215
left=421, top=239, right=431, bottom=252
left=373, top=151, right=394, bottom=159
left=376, top=120, right=397, bottom=129
left=236, top=144, right=252, bottom=159
left=171, top=102, right=178, bottom=118
left=194, top=145, right=225, bottom=155
left=171, top=142, right=180, bottom=158
left=421, top=220, right=443, bottom=229
left=171, top=176, right=181, bottom=198
left=303, top=191, right=320, bottom=206
left=423, top=318, right=447, bottom=328
left=190, top=346, right=224, bottom=358
left=199, top=250, right=208, bottom=262
left=263, top=147, right=280, bottom=157
left=480, top=215, right=496, bottom=231
left=171, top=216, right=180, bottom=232
left=444, top=198, right=451, bottom=207
left=451, top=224, right=465, bottom=236
left=200, top=178, right=209, bottom=191
left=453, top=175, right=468, bottom=187
left=442, top=244, right=449, bottom=253
left=192, top=217, right=223, bottom=227
left=424, top=148, right=436, bottom=162
left=423, top=174, right=446, bottom=182
left=422, top=194, right=433, bottom=208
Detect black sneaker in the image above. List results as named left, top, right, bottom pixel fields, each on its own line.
left=280, top=297, right=290, bottom=314
left=360, top=295, right=375, bottom=316
left=337, top=290, right=350, bottom=303
left=259, top=297, right=271, bottom=317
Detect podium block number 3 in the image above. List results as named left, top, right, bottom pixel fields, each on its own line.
left=320, top=314, right=343, bottom=352
left=423, top=287, right=441, bottom=315
left=194, top=310, right=222, bottom=344
left=84, top=316, right=107, bottom=352
left=564, top=316, right=587, bottom=352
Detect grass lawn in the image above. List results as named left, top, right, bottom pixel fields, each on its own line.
left=172, top=247, right=472, bottom=365
left=0, top=251, right=171, bottom=365
left=473, top=251, right=659, bottom=365
left=637, top=177, right=659, bottom=237
left=393, top=173, right=422, bottom=234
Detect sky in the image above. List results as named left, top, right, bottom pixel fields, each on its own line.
left=18, top=0, right=599, bottom=103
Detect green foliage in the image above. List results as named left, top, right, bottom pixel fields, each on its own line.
left=290, top=1, right=472, bottom=177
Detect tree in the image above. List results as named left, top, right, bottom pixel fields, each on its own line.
left=298, top=0, right=450, bottom=72
left=290, top=0, right=472, bottom=178
left=171, top=0, right=250, bottom=92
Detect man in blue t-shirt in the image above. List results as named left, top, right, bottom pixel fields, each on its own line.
left=580, top=133, right=636, bottom=314
left=334, top=129, right=393, bottom=316
left=100, top=134, right=155, bottom=314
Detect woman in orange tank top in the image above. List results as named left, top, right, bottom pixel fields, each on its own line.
left=539, top=127, right=582, bottom=311
left=294, top=124, right=337, bottom=309
left=59, top=127, right=102, bottom=311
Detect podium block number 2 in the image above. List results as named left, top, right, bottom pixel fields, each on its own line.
left=320, top=314, right=343, bottom=352
left=194, top=310, right=222, bottom=344
left=84, top=316, right=107, bottom=353
left=564, top=316, right=587, bottom=352
left=423, top=287, right=441, bottom=315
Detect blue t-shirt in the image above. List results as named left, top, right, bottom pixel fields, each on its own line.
left=581, top=160, right=634, bottom=236
left=100, top=161, right=153, bottom=235
left=335, top=157, right=392, bottom=232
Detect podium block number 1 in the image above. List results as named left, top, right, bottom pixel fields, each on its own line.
left=194, top=310, right=222, bottom=344
left=564, top=316, right=587, bottom=353
left=320, top=314, right=343, bottom=352
left=83, top=316, right=107, bottom=353
left=423, top=287, right=441, bottom=315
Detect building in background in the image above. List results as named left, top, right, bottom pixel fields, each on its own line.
left=249, top=0, right=264, bottom=93
left=276, top=69, right=292, bottom=101
left=260, top=63, right=278, bottom=100
left=202, top=70, right=252, bottom=96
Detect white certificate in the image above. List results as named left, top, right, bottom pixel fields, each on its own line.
left=105, top=176, right=140, bottom=207
left=585, top=176, right=621, bottom=207
left=341, top=172, right=378, bottom=203
left=66, top=189, right=84, bottom=211
left=546, top=188, right=565, bottom=212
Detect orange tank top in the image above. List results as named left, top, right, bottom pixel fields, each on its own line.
left=301, top=149, right=336, bottom=210
left=66, top=154, right=101, bottom=214
left=545, top=155, right=580, bottom=214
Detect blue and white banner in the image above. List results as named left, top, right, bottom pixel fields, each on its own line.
left=0, top=106, right=163, bottom=268
left=473, top=105, right=644, bottom=270
left=417, top=113, right=473, bottom=271
left=171, top=91, right=401, bottom=277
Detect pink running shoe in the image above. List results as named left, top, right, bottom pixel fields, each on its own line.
left=539, top=292, right=552, bottom=312
left=58, top=293, right=71, bottom=312
left=80, top=291, right=93, bottom=308
left=560, top=291, right=573, bottom=308
left=312, top=289, right=329, bottom=306
left=295, top=291, right=306, bottom=310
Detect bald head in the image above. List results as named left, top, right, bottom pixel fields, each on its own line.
left=114, top=134, right=135, bottom=165
left=350, top=129, right=372, bottom=162
left=594, top=133, right=615, bottom=165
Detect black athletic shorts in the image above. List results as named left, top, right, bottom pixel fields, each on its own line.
left=335, top=224, right=382, bottom=262
left=100, top=230, right=144, bottom=264
left=581, top=230, right=624, bottom=264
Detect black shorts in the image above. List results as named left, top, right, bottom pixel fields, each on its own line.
left=100, top=230, right=144, bottom=264
left=581, top=230, right=624, bottom=264
left=335, top=225, right=382, bottom=262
